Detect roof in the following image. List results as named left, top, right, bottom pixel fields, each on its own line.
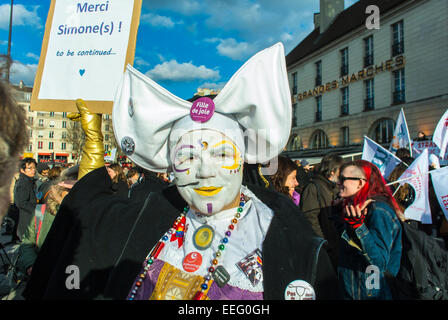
left=286, top=0, right=407, bottom=67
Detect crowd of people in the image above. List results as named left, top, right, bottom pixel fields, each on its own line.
left=0, top=43, right=447, bottom=301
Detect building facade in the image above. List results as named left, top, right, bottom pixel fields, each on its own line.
left=286, top=0, right=448, bottom=157
left=11, top=81, right=117, bottom=165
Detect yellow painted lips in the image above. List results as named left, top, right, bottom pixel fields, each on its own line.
left=194, top=186, right=223, bottom=196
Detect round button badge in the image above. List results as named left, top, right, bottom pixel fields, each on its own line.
left=192, top=225, right=215, bottom=250
left=183, top=252, right=203, bottom=273
left=284, top=280, right=316, bottom=300
left=190, top=97, right=215, bottom=123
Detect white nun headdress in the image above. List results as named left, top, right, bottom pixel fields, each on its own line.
left=112, top=42, right=292, bottom=173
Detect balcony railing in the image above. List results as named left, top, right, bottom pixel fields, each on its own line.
left=393, top=90, right=405, bottom=104
left=392, top=42, right=404, bottom=56
left=364, top=98, right=375, bottom=111
left=315, top=111, right=322, bottom=122
left=340, top=104, right=349, bottom=116
left=364, top=54, right=374, bottom=67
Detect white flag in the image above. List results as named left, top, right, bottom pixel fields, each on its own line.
left=389, top=108, right=412, bottom=155
left=432, top=109, right=448, bottom=158
left=430, top=166, right=448, bottom=221
left=362, top=136, right=402, bottom=179
left=398, top=149, right=431, bottom=224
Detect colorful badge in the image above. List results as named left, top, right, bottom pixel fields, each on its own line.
left=190, top=97, right=215, bottom=123
left=284, top=280, right=316, bottom=300
left=121, top=136, right=135, bottom=155
left=192, top=225, right=215, bottom=250
left=182, top=252, right=203, bottom=273
left=236, top=249, right=263, bottom=287
left=212, top=265, right=231, bottom=288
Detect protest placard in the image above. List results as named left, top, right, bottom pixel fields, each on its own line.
left=31, top=0, right=142, bottom=114
left=411, top=140, right=448, bottom=166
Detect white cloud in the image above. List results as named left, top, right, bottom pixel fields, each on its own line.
left=144, top=0, right=319, bottom=55
left=214, top=38, right=256, bottom=61
left=134, top=56, right=150, bottom=68
left=146, top=60, right=220, bottom=82
left=26, top=52, right=40, bottom=61
left=142, top=0, right=201, bottom=15
left=9, top=61, right=38, bottom=87
left=141, top=12, right=182, bottom=28
left=0, top=4, right=42, bottom=30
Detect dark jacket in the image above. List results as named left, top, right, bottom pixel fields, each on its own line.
left=300, top=174, right=343, bottom=270
left=24, top=167, right=339, bottom=300
left=14, top=173, right=38, bottom=238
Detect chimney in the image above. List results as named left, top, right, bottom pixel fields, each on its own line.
left=319, top=0, right=344, bottom=33
left=314, top=13, right=320, bottom=29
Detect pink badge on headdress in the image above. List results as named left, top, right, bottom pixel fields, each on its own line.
left=190, top=97, right=215, bottom=123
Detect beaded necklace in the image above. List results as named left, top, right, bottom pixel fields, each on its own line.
left=128, top=193, right=246, bottom=300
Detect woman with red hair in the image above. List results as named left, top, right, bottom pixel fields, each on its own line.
left=337, top=160, right=402, bottom=300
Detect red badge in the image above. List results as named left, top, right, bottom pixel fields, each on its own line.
left=183, top=252, right=203, bottom=273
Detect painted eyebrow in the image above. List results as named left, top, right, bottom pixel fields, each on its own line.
left=210, top=140, right=240, bottom=170
left=175, top=144, right=195, bottom=154
left=172, top=145, right=195, bottom=173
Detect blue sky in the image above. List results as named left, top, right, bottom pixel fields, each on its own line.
left=0, top=0, right=358, bottom=100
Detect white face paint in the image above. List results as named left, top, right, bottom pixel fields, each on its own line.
left=171, top=129, right=243, bottom=215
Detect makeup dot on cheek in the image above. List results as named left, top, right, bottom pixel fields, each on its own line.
left=207, top=203, right=212, bottom=214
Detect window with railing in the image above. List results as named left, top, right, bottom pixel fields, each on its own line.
left=62, top=142, right=66, bottom=150
left=340, top=48, right=348, bottom=77
left=38, top=119, right=44, bottom=127
left=315, top=96, right=322, bottom=122
left=315, top=61, right=322, bottom=87
left=49, top=131, right=54, bottom=138
left=49, top=142, right=54, bottom=150
left=393, top=69, right=405, bottom=104
left=364, top=79, right=375, bottom=111
left=291, top=72, right=297, bottom=95
left=38, top=141, right=43, bottom=149
left=392, top=21, right=404, bottom=56
left=364, top=36, right=374, bottom=67
left=292, top=103, right=298, bottom=127
left=341, top=126, right=350, bottom=146
left=340, top=87, right=349, bottom=116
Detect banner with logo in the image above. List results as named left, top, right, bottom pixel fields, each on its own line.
left=389, top=108, right=412, bottom=155
left=362, top=136, right=402, bottom=179
left=398, top=149, right=431, bottom=224
left=31, top=0, right=142, bottom=114
left=430, top=166, right=448, bottom=221
left=411, top=140, right=448, bottom=166
left=432, top=109, right=448, bottom=158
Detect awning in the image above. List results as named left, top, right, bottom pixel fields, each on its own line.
left=38, top=153, right=52, bottom=156
left=56, top=153, right=69, bottom=157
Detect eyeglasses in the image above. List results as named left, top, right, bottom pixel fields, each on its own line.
left=339, top=176, right=366, bottom=183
